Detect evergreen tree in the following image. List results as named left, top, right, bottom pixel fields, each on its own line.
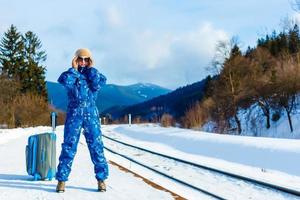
left=0, top=25, right=24, bottom=78
left=245, top=46, right=254, bottom=57
left=229, top=44, right=242, bottom=58
left=288, top=24, right=300, bottom=54
left=22, top=31, right=47, bottom=98
left=0, top=25, right=47, bottom=99
left=277, top=32, right=289, bottom=54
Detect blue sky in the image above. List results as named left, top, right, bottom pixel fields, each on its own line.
left=0, top=0, right=297, bottom=89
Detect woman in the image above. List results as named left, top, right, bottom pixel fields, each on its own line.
left=56, top=48, right=108, bottom=193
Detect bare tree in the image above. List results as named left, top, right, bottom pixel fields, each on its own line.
left=208, top=36, right=240, bottom=75
left=181, top=98, right=213, bottom=129
left=160, top=113, right=175, bottom=127
left=246, top=47, right=279, bottom=129
left=210, top=50, right=252, bottom=134
left=273, top=53, right=300, bottom=132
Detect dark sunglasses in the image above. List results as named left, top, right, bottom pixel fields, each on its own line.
left=77, top=57, right=90, bottom=62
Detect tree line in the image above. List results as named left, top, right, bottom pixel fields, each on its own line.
left=0, top=25, right=64, bottom=128
left=183, top=23, right=300, bottom=134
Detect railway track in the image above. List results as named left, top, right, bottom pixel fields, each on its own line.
left=102, top=134, right=300, bottom=200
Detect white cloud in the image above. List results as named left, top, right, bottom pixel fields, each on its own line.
left=293, top=13, right=300, bottom=25
left=120, top=23, right=228, bottom=71
left=97, top=22, right=229, bottom=88
left=134, top=30, right=173, bottom=69
left=182, top=22, right=228, bottom=57
left=106, top=5, right=123, bottom=28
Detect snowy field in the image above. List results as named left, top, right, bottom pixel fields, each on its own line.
left=0, top=126, right=173, bottom=200
left=0, top=124, right=300, bottom=199
left=104, top=124, right=300, bottom=175
left=102, top=124, right=300, bottom=199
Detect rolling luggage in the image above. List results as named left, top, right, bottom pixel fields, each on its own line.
left=25, top=132, right=56, bottom=180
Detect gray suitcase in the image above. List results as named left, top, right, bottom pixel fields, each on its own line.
left=26, top=132, right=56, bottom=180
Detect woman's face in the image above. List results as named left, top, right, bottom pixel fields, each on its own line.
left=77, top=56, right=90, bottom=67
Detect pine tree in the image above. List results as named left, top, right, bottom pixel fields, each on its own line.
left=0, top=25, right=24, bottom=78
left=22, top=31, right=47, bottom=98
left=0, top=25, right=48, bottom=99
left=288, top=24, right=300, bottom=54
left=245, top=46, right=254, bottom=57
left=277, top=32, right=289, bottom=54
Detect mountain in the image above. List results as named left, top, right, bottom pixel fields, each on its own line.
left=101, top=76, right=211, bottom=120
left=46, top=82, right=171, bottom=112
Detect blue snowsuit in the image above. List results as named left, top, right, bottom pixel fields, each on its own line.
left=56, top=66, right=109, bottom=182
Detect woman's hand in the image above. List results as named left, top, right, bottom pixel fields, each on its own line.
left=72, top=56, right=78, bottom=70
left=87, top=58, right=93, bottom=68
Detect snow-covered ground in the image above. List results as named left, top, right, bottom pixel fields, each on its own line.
left=102, top=124, right=300, bottom=199
left=0, top=126, right=173, bottom=200
left=1, top=124, right=300, bottom=199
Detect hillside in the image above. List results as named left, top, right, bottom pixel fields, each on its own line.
left=101, top=76, right=211, bottom=120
